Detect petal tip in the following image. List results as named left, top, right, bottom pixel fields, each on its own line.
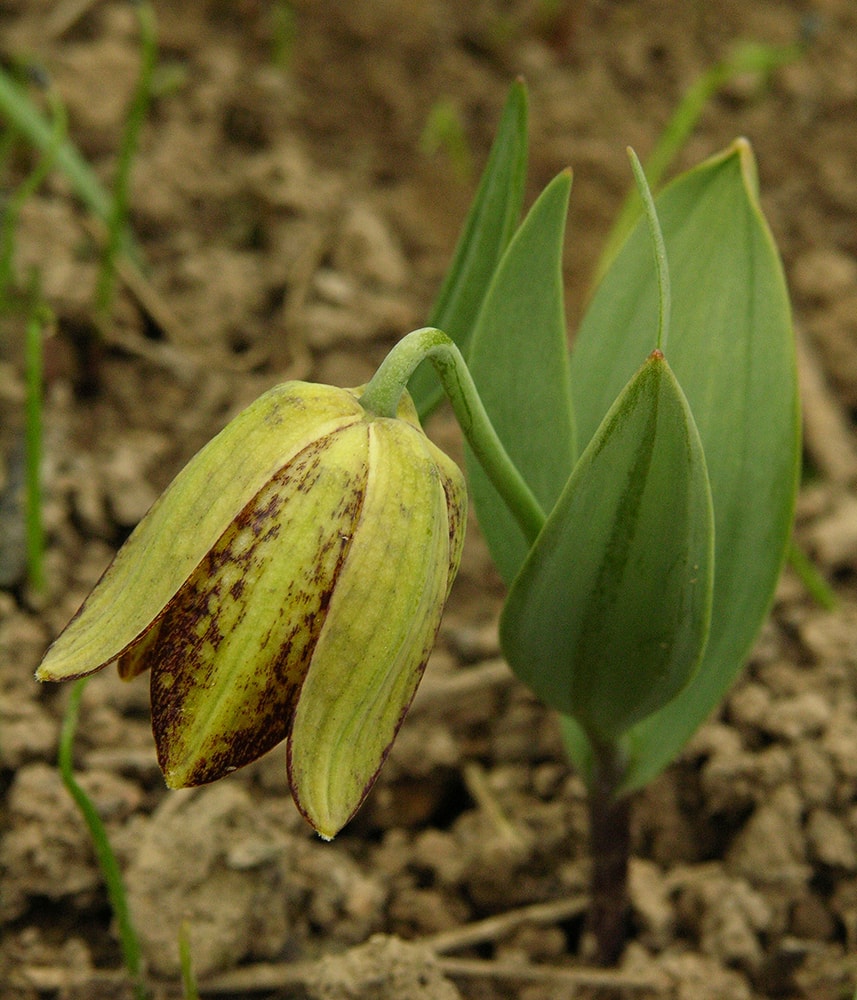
left=162, top=767, right=188, bottom=790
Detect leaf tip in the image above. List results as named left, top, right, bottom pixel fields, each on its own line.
left=729, top=136, right=760, bottom=198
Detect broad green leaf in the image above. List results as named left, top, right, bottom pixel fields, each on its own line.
left=410, top=80, right=528, bottom=419
left=36, top=383, right=365, bottom=681
left=466, top=170, right=574, bottom=584
left=563, top=140, right=800, bottom=788
left=501, top=352, right=714, bottom=742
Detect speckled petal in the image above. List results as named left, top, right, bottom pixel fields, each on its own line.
left=151, top=423, right=370, bottom=787
left=36, top=382, right=363, bottom=683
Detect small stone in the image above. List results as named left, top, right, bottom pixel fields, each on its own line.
left=124, top=784, right=295, bottom=977
left=798, top=601, right=857, bottom=664
left=806, top=809, right=857, bottom=870
left=727, top=682, right=772, bottom=729
left=411, top=828, right=467, bottom=886
left=701, top=753, right=752, bottom=815
left=659, top=950, right=752, bottom=1000
left=630, top=858, right=674, bottom=948
left=806, top=492, right=857, bottom=569
left=312, top=268, right=358, bottom=306
left=823, top=709, right=857, bottom=785
left=760, top=692, right=832, bottom=741
left=793, top=739, right=837, bottom=807
left=727, top=785, right=810, bottom=885
left=304, top=935, right=462, bottom=1000
left=670, top=866, right=771, bottom=973
left=789, top=888, right=838, bottom=940
left=791, top=247, right=857, bottom=304
left=0, top=763, right=102, bottom=920
left=0, top=699, right=56, bottom=768
left=333, top=201, right=409, bottom=290
left=388, top=886, right=466, bottom=938
left=702, top=882, right=770, bottom=971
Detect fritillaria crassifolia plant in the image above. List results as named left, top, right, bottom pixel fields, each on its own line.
left=38, top=81, right=799, bottom=964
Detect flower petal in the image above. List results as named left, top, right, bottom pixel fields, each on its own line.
left=287, top=417, right=461, bottom=839
left=116, top=616, right=163, bottom=680
left=152, top=423, right=371, bottom=787
left=423, top=437, right=468, bottom=598
left=36, top=383, right=363, bottom=682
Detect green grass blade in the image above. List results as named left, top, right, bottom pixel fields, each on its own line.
left=270, top=2, right=298, bottom=71
left=24, top=288, right=50, bottom=593
left=179, top=922, right=199, bottom=1000
left=596, top=40, right=804, bottom=283
left=787, top=536, right=837, bottom=611
left=0, top=81, right=67, bottom=309
left=420, top=97, right=474, bottom=182
left=59, top=679, right=150, bottom=1000
left=0, top=67, right=112, bottom=222
left=95, top=1, right=158, bottom=321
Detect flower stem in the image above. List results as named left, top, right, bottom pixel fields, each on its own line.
left=359, top=327, right=545, bottom=547
left=582, top=738, right=632, bottom=965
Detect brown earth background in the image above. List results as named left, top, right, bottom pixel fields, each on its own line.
left=3, top=1, right=857, bottom=998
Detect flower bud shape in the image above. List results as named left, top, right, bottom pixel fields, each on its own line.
left=37, top=382, right=466, bottom=839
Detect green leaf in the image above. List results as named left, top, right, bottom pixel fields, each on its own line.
left=564, top=140, right=800, bottom=788
left=409, top=80, right=528, bottom=419
left=465, top=170, right=574, bottom=584
left=501, top=352, right=714, bottom=742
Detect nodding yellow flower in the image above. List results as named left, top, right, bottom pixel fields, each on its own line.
left=37, top=382, right=466, bottom=839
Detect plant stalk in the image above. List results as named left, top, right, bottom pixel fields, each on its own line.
left=359, top=326, right=545, bottom=546
left=582, top=739, right=632, bottom=965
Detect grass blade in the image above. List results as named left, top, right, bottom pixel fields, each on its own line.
left=0, top=79, right=66, bottom=310
left=59, top=679, right=150, bottom=1000
left=596, top=40, right=804, bottom=283
left=95, top=1, right=158, bottom=322
left=24, top=287, right=50, bottom=592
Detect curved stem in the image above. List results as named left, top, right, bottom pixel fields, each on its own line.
left=359, top=327, right=545, bottom=546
